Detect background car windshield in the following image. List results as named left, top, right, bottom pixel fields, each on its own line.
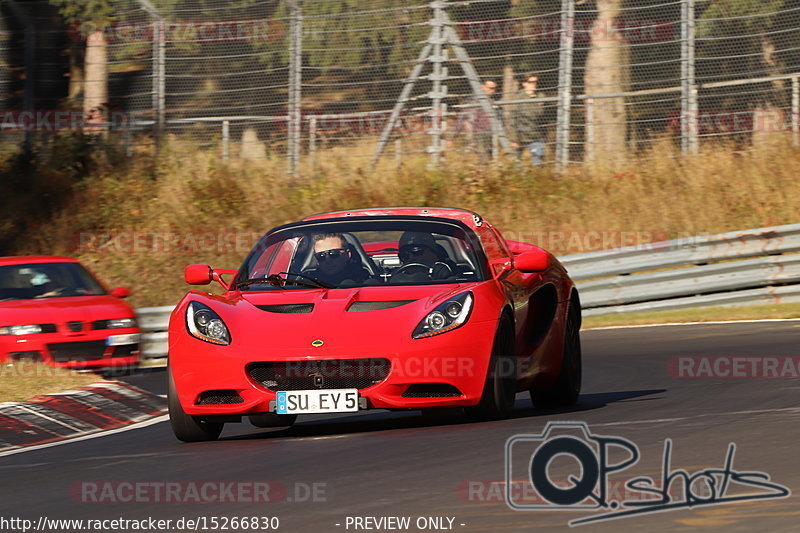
left=237, top=220, right=485, bottom=290
left=0, top=263, right=106, bottom=301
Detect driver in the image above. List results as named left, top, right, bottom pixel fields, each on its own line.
left=397, top=232, right=456, bottom=279
left=305, top=233, right=371, bottom=286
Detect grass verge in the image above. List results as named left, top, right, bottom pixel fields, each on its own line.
left=1, top=135, right=799, bottom=307
left=0, top=362, right=100, bottom=403
left=582, top=302, right=800, bottom=329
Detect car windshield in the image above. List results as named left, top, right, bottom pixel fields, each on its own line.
left=0, top=262, right=106, bottom=301
left=235, top=218, right=486, bottom=290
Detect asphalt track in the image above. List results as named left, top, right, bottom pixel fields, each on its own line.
left=1, top=321, right=799, bottom=532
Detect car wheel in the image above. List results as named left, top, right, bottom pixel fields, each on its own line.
left=248, top=413, right=297, bottom=428
left=531, top=301, right=582, bottom=408
left=467, top=316, right=516, bottom=420
left=168, top=371, right=224, bottom=442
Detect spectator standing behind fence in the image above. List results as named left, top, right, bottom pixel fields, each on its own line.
left=510, top=74, right=546, bottom=164
left=458, top=79, right=499, bottom=159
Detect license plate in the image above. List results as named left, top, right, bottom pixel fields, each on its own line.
left=106, top=333, right=140, bottom=346
left=276, top=389, right=359, bottom=414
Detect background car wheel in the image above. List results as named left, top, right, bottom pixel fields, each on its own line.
left=248, top=413, right=297, bottom=428
left=531, top=301, right=582, bottom=408
left=168, top=371, right=224, bottom=442
left=467, top=316, right=516, bottom=420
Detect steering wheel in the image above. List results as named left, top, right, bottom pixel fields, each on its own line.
left=431, top=261, right=453, bottom=278
left=35, top=287, right=66, bottom=298
left=391, top=263, right=431, bottom=278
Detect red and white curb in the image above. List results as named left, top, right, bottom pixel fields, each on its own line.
left=0, top=382, right=166, bottom=451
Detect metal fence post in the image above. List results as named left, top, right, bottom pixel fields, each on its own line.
left=428, top=0, right=448, bottom=166
left=681, top=0, right=698, bottom=155
left=149, top=19, right=166, bottom=155
left=585, top=98, right=595, bottom=162
left=221, top=120, right=230, bottom=162
left=555, top=0, right=575, bottom=171
left=309, top=116, right=317, bottom=169
left=792, top=76, right=799, bottom=147
left=287, top=0, right=302, bottom=178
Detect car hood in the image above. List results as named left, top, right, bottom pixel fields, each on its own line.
left=0, top=295, right=136, bottom=326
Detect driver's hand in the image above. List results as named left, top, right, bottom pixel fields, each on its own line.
left=431, top=263, right=451, bottom=280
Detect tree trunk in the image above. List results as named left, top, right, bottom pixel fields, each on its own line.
left=83, top=29, right=108, bottom=133
left=68, top=43, right=83, bottom=103
left=583, top=0, right=630, bottom=160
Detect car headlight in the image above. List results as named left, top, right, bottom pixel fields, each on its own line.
left=0, top=324, right=43, bottom=335
left=186, top=301, right=231, bottom=345
left=412, top=292, right=473, bottom=339
left=95, top=318, right=138, bottom=329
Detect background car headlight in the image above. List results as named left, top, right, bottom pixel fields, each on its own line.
left=0, top=324, right=43, bottom=335
left=412, top=292, right=473, bottom=339
left=186, top=301, right=231, bottom=345
left=94, top=318, right=138, bottom=329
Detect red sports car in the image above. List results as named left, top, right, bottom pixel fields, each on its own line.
left=168, top=208, right=581, bottom=442
left=0, top=256, right=140, bottom=370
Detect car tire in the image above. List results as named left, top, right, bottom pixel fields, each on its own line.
left=531, top=301, right=582, bottom=408
left=168, top=370, right=224, bottom=442
left=248, top=413, right=297, bottom=428
left=467, top=316, right=516, bottom=420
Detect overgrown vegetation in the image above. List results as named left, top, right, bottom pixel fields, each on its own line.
left=0, top=361, right=100, bottom=403
left=1, top=135, right=799, bottom=308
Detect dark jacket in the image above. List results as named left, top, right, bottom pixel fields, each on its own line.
left=510, top=90, right=546, bottom=143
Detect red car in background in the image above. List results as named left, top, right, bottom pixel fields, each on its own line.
left=168, top=208, right=581, bottom=442
left=0, top=256, right=141, bottom=370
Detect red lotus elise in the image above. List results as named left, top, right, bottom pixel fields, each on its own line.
left=0, top=256, right=141, bottom=370
left=168, top=208, right=581, bottom=442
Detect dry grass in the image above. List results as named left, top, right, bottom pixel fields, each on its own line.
left=0, top=362, right=100, bottom=403
left=4, top=135, right=800, bottom=307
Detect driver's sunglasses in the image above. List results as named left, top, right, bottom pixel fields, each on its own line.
left=399, top=245, right=430, bottom=262
left=314, top=248, right=348, bottom=262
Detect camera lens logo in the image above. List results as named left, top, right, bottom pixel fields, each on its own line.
left=505, top=421, right=638, bottom=512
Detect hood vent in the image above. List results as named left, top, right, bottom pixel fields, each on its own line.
left=255, top=303, right=314, bottom=314
left=348, top=300, right=415, bottom=312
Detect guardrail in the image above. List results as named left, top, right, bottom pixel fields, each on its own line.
left=135, top=223, right=800, bottom=362
left=560, top=223, right=800, bottom=316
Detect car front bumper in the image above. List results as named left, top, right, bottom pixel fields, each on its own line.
left=170, top=319, right=500, bottom=415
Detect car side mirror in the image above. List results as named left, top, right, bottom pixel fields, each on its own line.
left=515, top=249, right=549, bottom=273
left=110, top=286, right=131, bottom=298
left=185, top=264, right=213, bottom=285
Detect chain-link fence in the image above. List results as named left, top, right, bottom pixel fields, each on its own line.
left=2, top=0, right=800, bottom=170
